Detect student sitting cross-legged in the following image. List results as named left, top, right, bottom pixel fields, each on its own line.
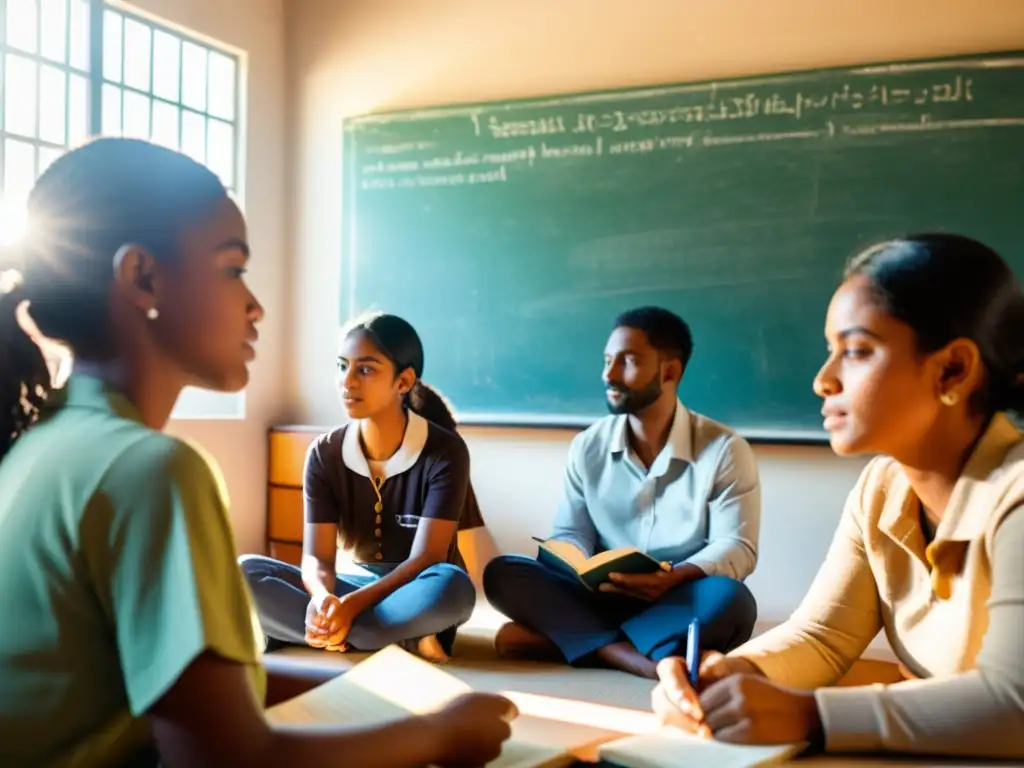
left=483, top=307, right=761, bottom=679
left=242, top=313, right=478, bottom=663
left=652, top=234, right=1024, bottom=761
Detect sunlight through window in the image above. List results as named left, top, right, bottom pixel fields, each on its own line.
left=2, top=0, right=90, bottom=251
left=0, top=196, right=27, bottom=247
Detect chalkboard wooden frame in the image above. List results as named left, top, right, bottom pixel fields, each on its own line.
left=340, top=49, right=1024, bottom=444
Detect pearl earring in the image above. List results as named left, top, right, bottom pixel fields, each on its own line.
left=940, top=391, right=959, bottom=406
left=146, top=307, right=159, bottom=320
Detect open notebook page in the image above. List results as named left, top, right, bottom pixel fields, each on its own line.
left=266, top=646, right=587, bottom=768
left=599, top=727, right=805, bottom=768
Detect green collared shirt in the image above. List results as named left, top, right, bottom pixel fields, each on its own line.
left=0, top=374, right=265, bottom=766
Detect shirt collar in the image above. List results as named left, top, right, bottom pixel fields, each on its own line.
left=49, top=372, right=145, bottom=424
left=341, top=410, right=429, bottom=479
left=609, top=399, right=694, bottom=474
left=940, top=412, right=1022, bottom=541
left=879, top=412, right=1023, bottom=545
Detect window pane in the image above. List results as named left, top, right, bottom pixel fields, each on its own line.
left=151, top=101, right=179, bottom=150
left=101, top=84, right=122, bottom=135
left=39, top=65, right=67, bottom=144
left=152, top=30, right=180, bottom=102
left=38, top=146, right=64, bottom=176
left=69, top=0, right=89, bottom=71
left=7, top=0, right=39, bottom=55
left=40, top=0, right=68, bottom=63
left=0, top=196, right=28, bottom=245
left=1, top=140, right=35, bottom=244
left=69, top=73, right=88, bottom=147
left=207, top=51, right=235, bottom=121
left=181, top=109, right=205, bottom=163
left=181, top=42, right=207, bottom=112
left=122, top=90, right=150, bottom=139
left=5, top=55, right=39, bottom=138
left=123, top=18, right=152, bottom=92
left=206, top=118, right=234, bottom=188
left=103, top=10, right=123, bottom=83
left=3, top=139, right=37, bottom=210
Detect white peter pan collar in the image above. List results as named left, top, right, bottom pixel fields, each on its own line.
left=341, top=410, right=429, bottom=479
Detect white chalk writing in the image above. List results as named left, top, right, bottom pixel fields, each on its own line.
left=363, top=165, right=509, bottom=190
left=352, top=72, right=1018, bottom=194
left=465, top=75, right=975, bottom=140
left=564, top=76, right=974, bottom=139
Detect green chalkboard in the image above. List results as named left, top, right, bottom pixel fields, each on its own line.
left=341, top=51, right=1024, bottom=440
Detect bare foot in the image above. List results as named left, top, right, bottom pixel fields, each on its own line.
left=494, top=622, right=563, bottom=662
left=595, top=641, right=657, bottom=679
left=416, top=634, right=451, bottom=664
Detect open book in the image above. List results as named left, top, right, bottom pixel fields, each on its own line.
left=267, top=644, right=619, bottom=767
left=267, top=645, right=804, bottom=768
left=599, top=727, right=804, bottom=767
left=533, top=537, right=666, bottom=590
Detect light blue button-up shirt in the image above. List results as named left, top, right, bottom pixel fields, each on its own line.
left=550, top=400, right=761, bottom=580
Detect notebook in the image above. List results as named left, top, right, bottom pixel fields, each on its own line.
left=266, top=645, right=623, bottom=768
left=598, top=727, right=805, bottom=767
left=266, top=645, right=805, bottom=768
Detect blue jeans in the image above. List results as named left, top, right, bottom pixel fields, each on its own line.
left=239, top=555, right=476, bottom=654
left=483, top=554, right=757, bottom=664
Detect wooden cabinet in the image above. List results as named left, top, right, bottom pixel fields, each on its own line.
left=265, top=425, right=323, bottom=566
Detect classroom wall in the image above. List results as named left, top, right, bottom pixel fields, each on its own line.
left=124, top=0, right=287, bottom=554
left=285, top=0, right=1023, bottom=622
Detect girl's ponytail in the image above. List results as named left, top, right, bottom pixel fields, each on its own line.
left=0, top=271, right=51, bottom=461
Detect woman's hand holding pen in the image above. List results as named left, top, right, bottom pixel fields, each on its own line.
left=652, top=654, right=742, bottom=736
left=652, top=653, right=822, bottom=745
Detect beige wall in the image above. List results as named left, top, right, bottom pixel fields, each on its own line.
left=123, top=0, right=287, bottom=554
left=284, top=0, right=1023, bottom=625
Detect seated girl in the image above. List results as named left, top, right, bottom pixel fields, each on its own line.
left=242, top=313, right=478, bottom=662
left=0, top=139, right=513, bottom=766
left=652, top=233, right=1024, bottom=760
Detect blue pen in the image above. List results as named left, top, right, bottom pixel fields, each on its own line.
left=685, top=618, right=701, bottom=688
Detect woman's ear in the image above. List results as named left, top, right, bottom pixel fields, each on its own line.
left=934, top=337, right=983, bottom=399
left=111, top=243, right=161, bottom=315
left=396, top=366, right=417, bottom=395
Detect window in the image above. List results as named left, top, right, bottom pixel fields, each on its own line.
left=0, top=0, right=91, bottom=244
left=0, top=1, right=246, bottom=420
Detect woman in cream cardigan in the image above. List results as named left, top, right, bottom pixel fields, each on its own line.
left=653, top=233, right=1024, bottom=759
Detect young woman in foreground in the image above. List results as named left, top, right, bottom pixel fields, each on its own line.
left=242, top=313, right=480, bottom=662
left=653, top=233, right=1024, bottom=759
left=0, top=138, right=514, bottom=767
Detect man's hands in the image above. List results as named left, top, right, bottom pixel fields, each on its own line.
left=599, top=563, right=704, bottom=601
left=305, top=594, right=361, bottom=651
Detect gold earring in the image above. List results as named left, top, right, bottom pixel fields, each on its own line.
left=940, top=391, right=959, bottom=406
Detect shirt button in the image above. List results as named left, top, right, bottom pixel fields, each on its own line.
left=375, top=528, right=382, bottom=537
left=375, top=515, right=382, bottom=525
left=374, top=552, right=383, bottom=560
